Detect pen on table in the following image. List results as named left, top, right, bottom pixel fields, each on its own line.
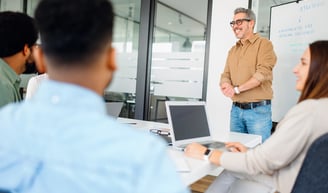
left=173, top=146, right=185, bottom=152
left=126, top=122, right=137, bottom=125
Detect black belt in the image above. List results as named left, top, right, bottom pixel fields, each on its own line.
left=233, top=100, right=271, bottom=110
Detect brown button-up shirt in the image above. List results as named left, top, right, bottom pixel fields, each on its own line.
left=220, top=33, right=277, bottom=102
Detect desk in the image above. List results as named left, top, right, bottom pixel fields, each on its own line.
left=117, top=118, right=262, bottom=186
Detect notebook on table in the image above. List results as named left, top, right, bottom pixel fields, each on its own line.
left=165, top=101, right=225, bottom=150
left=105, top=102, right=123, bottom=118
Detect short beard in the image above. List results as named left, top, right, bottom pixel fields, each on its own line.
left=23, top=62, right=38, bottom=74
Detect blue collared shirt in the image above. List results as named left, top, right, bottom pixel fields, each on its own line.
left=0, top=80, right=189, bottom=193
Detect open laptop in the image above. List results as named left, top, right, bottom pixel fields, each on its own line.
left=105, top=102, right=123, bottom=118
left=165, top=101, right=225, bottom=150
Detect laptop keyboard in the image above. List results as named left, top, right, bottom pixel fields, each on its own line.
left=201, top=141, right=226, bottom=149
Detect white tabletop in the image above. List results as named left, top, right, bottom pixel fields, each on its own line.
left=117, top=118, right=262, bottom=186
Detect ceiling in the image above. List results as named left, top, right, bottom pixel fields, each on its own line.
left=5, top=0, right=295, bottom=39
left=111, top=0, right=207, bottom=23
left=111, top=0, right=208, bottom=39
left=98, top=0, right=296, bottom=40
left=161, top=0, right=208, bottom=24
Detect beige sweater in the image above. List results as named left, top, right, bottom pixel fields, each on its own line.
left=221, top=98, right=328, bottom=193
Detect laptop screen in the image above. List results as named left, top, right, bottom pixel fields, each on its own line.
left=105, top=102, right=123, bottom=118
left=168, top=104, right=211, bottom=141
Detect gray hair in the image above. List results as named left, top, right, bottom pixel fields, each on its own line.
left=234, top=7, right=256, bottom=23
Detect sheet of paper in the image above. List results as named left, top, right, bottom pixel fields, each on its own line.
left=167, top=149, right=191, bottom=173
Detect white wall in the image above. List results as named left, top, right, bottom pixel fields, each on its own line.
left=206, top=0, right=248, bottom=141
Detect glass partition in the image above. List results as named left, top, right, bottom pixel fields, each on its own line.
left=104, top=0, right=141, bottom=118
left=26, top=0, right=39, bottom=16
left=6, top=0, right=212, bottom=120
left=149, top=0, right=209, bottom=122
left=252, top=0, right=295, bottom=38
left=0, top=0, right=24, bottom=12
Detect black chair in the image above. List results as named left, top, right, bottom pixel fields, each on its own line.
left=291, top=133, right=328, bottom=193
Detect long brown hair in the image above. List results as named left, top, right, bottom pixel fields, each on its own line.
left=298, top=40, right=328, bottom=102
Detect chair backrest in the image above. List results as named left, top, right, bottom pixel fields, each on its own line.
left=291, top=132, right=328, bottom=193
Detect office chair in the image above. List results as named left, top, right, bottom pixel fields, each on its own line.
left=228, top=179, right=276, bottom=193
left=291, top=132, right=328, bottom=193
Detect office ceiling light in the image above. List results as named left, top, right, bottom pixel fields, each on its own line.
left=128, top=6, right=133, bottom=18
left=179, top=14, right=183, bottom=24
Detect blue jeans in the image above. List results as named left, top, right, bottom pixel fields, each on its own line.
left=230, top=104, right=272, bottom=142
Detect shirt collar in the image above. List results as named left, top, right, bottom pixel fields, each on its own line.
left=33, top=79, right=107, bottom=114
left=236, top=33, right=260, bottom=46
left=0, top=58, right=21, bottom=84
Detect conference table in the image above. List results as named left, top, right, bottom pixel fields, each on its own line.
left=117, top=118, right=262, bottom=186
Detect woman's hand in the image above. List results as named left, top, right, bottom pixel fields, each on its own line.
left=184, top=143, right=222, bottom=166
left=184, top=143, right=207, bottom=160
left=225, top=142, right=248, bottom=152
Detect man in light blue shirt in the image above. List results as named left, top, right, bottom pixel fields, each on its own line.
left=0, top=0, right=190, bottom=193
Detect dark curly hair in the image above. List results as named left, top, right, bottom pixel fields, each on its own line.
left=0, top=11, right=38, bottom=57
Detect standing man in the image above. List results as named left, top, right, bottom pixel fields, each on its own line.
left=0, top=0, right=189, bottom=193
left=220, top=8, right=277, bottom=142
left=0, top=11, right=38, bottom=108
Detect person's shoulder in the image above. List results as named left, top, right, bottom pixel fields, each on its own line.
left=287, top=98, right=328, bottom=116
left=0, top=80, right=16, bottom=105
left=36, top=73, right=49, bottom=80
left=296, top=98, right=328, bottom=133
left=101, top=118, right=167, bottom=149
left=228, top=41, right=240, bottom=52
left=29, top=73, right=48, bottom=83
left=254, top=34, right=272, bottom=44
left=298, top=98, right=328, bottom=107
left=300, top=98, right=328, bottom=112
left=95, top=119, right=168, bottom=162
left=0, top=102, right=22, bottom=125
left=0, top=73, right=11, bottom=86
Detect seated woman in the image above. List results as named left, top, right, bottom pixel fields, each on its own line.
left=184, top=40, right=328, bottom=193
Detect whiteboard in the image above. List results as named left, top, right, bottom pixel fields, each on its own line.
left=269, top=0, right=328, bottom=122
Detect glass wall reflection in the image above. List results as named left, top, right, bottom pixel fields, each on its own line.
left=8, top=0, right=211, bottom=120
left=18, top=0, right=140, bottom=118
left=0, top=0, right=23, bottom=12
left=104, top=0, right=141, bottom=118
left=149, top=0, right=208, bottom=122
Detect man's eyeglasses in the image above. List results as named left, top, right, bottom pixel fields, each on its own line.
left=33, top=43, right=41, bottom=49
left=229, top=18, right=251, bottom=27
left=29, top=43, right=41, bottom=51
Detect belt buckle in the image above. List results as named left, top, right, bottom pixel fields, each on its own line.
left=240, top=103, right=250, bottom=109
left=241, top=103, right=248, bottom=109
